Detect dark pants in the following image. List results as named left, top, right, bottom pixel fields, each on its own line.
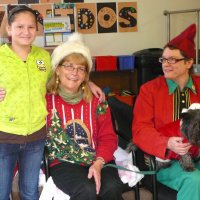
left=51, top=160, right=126, bottom=200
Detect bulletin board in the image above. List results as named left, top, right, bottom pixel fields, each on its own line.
left=0, top=2, right=138, bottom=45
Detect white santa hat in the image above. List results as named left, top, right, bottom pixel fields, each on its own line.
left=51, top=32, right=92, bottom=72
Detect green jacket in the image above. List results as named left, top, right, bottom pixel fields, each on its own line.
left=0, top=44, right=51, bottom=135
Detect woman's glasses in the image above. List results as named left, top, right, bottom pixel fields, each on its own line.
left=61, top=63, right=86, bottom=74
left=159, top=57, right=185, bottom=64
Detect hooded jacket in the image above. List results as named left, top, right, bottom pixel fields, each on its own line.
left=0, top=44, right=51, bottom=136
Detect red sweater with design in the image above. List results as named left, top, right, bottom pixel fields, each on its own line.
left=46, top=94, right=117, bottom=166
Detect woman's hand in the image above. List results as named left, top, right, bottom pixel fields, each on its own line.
left=88, top=159, right=104, bottom=195
left=0, top=88, right=6, bottom=102
left=167, top=137, right=192, bottom=155
left=88, top=81, right=105, bottom=102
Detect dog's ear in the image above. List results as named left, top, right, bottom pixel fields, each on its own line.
left=180, top=112, right=190, bottom=137
left=181, top=109, right=200, bottom=145
left=180, top=112, right=191, bottom=120
left=180, top=110, right=196, bottom=139
left=180, top=109, right=200, bottom=120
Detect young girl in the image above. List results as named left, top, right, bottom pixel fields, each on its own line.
left=0, top=5, right=51, bottom=200
left=0, top=5, right=103, bottom=200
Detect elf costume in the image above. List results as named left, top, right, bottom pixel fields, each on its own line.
left=133, top=24, right=200, bottom=200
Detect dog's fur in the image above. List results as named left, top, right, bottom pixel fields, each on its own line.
left=156, top=109, right=200, bottom=171
left=128, top=109, right=200, bottom=172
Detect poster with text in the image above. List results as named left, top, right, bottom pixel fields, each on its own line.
left=0, top=7, right=5, bottom=26
left=1, top=0, right=17, bottom=3
left=118, top=2, right=137, bottom=32
left=53, top=3, right=75, bottom=32
left=0, top=6, right=7, bottom=40
left=18, top=0, right=39, bottom=4
left=76, top=3, right=96, bottom=34
left=43, top=17, right=71, bottom=46
left=40, top=0, right=61, bottom=3
left=31, top=4, right=52, bottom=36
left=97, top=2, right=117, bottom=34
left=64, top=0, right=84, bottom=2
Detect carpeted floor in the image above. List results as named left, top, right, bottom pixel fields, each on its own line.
left=122, top=188, right=152, bottom=200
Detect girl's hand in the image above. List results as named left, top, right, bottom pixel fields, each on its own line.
left=88, top=81, right=105, bottom=102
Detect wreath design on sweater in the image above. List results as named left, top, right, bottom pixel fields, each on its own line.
left=46, top=109, right=96, bottom=166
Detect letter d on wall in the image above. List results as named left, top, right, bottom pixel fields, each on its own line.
left=76, top=3, right=97, bottom=34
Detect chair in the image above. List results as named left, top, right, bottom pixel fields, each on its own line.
left=43, top=146, right=50, bottom=181
left=135, top=149, right=177, bottom=200
left=132, top=48, right=177, bottom=199
left=43, top=96, right=140, bottom=200
left=107, top=96, right=140, bottom=200
left=108, top=96, right=177, bottom=200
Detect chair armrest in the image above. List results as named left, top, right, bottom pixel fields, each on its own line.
left=43, top=146, right=50, bottom=181
left=130, top=145, right=158, bottom=200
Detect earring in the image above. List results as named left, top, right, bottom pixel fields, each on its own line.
left=81, top=84, right=85, bottom=91
left=56, top=76, right=59, bottom=85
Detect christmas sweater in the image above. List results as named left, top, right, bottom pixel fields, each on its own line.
left=46, top=94, right=117, bottom=167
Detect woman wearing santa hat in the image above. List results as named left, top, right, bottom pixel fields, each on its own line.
left=132, top=24, right=200, bottom=199
left=45, top=32, right=126, bottom=200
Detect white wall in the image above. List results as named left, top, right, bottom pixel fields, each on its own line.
left=34, top=0, right=200, bottom=56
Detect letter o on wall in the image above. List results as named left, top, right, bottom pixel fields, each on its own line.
left=97, top=7, right=116, bottom=29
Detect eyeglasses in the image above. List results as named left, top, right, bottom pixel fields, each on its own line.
left=60, top=63, right=86, bottom=74
left=159, top=57, right=185, bottom=64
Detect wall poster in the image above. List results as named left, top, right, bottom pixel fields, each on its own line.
left=64, top=0, right=84, bottom=2
left=76, top=3, right=96, bottom=34
left=31, top=4, right=52, bottom=36
left=18, top=0, right=39, bottom=4
left=118, top=2, right=137, bottom=32
left=53, top=3, right=75, bottom=33
left=43, top=16, right=71, bottom=46
left=97, top=3, right=117, bottom=34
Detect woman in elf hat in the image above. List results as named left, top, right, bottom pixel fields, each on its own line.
left=0, top=5, right=104, bottom=200
left=132, top=24, right=200, bottom=199
left=45, top=32, right=126, bottom=200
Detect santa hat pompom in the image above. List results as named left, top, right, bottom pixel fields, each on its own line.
left=68, top=32, right=83, bottom=43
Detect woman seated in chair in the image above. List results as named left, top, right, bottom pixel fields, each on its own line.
left=45, top=33, right=126, bottom=200
left=132, top=24, right=200, bottom=200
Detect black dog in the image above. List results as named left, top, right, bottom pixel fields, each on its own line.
left=156, top=108, right=200, bottom=171
left=128, top=106, right=200, bottom=172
